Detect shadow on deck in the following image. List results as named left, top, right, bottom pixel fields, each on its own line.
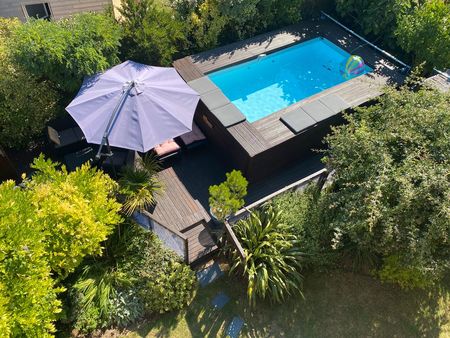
left=170, top=142, right=325, bottom=212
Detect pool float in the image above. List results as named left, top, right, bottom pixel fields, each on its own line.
left=341, top=55, right=365, bottom=79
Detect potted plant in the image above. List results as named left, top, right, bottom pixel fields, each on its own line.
left=208, top=170, right=248, bottom=226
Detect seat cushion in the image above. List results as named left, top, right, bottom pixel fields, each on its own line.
left=154, top=139, right=181, bottom=157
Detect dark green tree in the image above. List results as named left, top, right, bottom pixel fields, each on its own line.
left=0, top=18, right=59, bottom=149
left=335, top=0, right=416, bottom=39
left=119, top=0, right=187, bottom=65
left=323, top=84, right=450, bottom=287
left=396, top=0, right=450, bottom=71
left=11, top=13, right=122, bottom=94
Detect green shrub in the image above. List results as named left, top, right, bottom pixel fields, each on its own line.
left=323, top=85, right=450, bottom=286
left=141, top=262, right=196, bottom=313
left=69, top=222, right=196, bottom=333
left=123, top=223, right=197, bottom=314
left=271, top=185, right=336, bottom=268
left=28, top=155, right=122, bottom=278
left=396, top=0, right=450, bottom=71
left=379, top=255, right=433, bottom=289
left=0, top=157, right=121, bottom=336
left=229, top=205, right=303, bottom=305
left=0, top=180, right=62, bottom=337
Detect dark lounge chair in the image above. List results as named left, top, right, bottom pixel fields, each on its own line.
left=47, top=115, right=87, bottom=155
left=179, top=123, right=207, bottom=149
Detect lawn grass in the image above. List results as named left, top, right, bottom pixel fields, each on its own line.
left=125, top=268, right=450, bottom=338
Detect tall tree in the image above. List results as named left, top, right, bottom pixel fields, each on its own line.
left=120, top=0, right=187, bottom=65
left=11, top=13, right=122, bottom=94
left=0, top=18, right=59, bottom=149
left=396, top=0, right=450, bottom=71
left=323, top=84, right=450, bottom=287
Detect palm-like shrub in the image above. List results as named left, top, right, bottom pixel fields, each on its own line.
left=229, top=205, right=303, bottom=305
left=118, top=154, right=163, bottom=216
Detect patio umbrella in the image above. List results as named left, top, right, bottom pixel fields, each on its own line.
left=66, top=60, right=200, bottom=158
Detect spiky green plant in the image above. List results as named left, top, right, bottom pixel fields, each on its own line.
left=118, top=154, right=163, bottom=216
left=229, top=205, right=303, bottom=305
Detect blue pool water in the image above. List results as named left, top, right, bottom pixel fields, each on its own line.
left=208, top=37, right=372, bottom=122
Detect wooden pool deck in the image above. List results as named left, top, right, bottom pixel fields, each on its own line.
left=426, top=73, right=450, bottom=93
left=174, top=18, right=406, bottom=181
left=145, top=167, right=218, bottom=265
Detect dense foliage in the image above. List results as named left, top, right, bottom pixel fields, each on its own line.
left=11, top=13, right=122, bottom=94
left=27, top=155, right=122, bottom=277
left=230, top=205, right=303, bottom=304
left=323, top=85, right=450, bottom=287
left=336, top=0, right=450, bottom=71
left=272, top=186, right=335, bottom=267
left=0, top=181, right=61, bottom=337
left=396, top=0, right=450, bottom=71
left=0, top=156, right=121, bottom=336
left=0, top=18, right=58, bottom=149
left=120, top=0, right=186, bottom=66
left=170, top=0, right=304, bottom=51
left=335, top=0, right=414, bottom=40
left=69, top=222, right=196, bottom=332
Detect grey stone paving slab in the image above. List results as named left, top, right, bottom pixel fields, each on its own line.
left=188, top=77, right=219, bottom=95
left=211, top=292, right=230, bottom=310
left=201, top=89, right=230, bottom=110
left=226, top=316, right=244, bottom=338
left=196, top=262, right=224, bottom=287
left=280, top=107, right=316, bottom=134
left=301, top=99, right=336, bottom=123
left=211, top=103, right=246, bottom=127
left=319, top=94, right=350, bottom=113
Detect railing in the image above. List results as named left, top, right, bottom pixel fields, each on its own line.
left=224, top=168, right=329, bottom=261
left=320, top=11, right=411, bottom=71
left=433, top=68, right=450, bottom=80
left=224, top=219, right=246, bottom=260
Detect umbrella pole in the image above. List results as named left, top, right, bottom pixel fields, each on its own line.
left=96, top=81, right=135, bottom=160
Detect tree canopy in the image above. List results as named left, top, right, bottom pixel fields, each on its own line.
left=10, top=13, right=122, bottom=94
left=323, top=84, right=450, bottom=285
left=0, top=18, right=58, bottom=149
left=120, top=0, right=186, bottom=66
left=336, top=0, right=450, bottom=71
left=396, top=0, right=450, bottom=71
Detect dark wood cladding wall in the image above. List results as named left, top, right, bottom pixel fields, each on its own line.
left=246, top=115, right=344, bottom=181
left=194, top=102, right=250, bottom=174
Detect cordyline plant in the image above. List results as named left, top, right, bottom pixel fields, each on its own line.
left=229, top=205, right=303, bottom=305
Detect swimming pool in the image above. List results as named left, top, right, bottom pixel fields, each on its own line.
left=208, top=37, right=372, bottom=123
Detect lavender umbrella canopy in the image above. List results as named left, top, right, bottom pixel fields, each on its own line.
left=66, top=60, right=200, bottom=153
